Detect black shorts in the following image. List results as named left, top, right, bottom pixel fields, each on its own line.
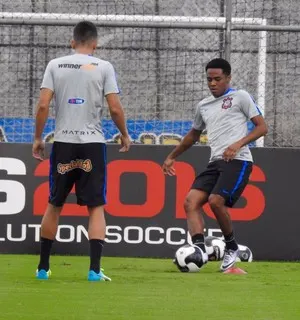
left=49, top=142, right=107, bottom=207
left=191, top=159, right=253, bottom=207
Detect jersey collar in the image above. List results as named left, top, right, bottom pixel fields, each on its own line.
left=223, top=87, right=235, bottom=96
left=74, top=52, right=93, bottom=56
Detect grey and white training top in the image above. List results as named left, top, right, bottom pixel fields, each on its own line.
left=193, top=89, right=261, bottom=162
left=41, top=53, right=120, bottom=143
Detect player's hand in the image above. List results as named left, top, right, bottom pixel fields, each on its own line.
left=32, top=138, right=45, bottom=161
left=162, top=157, right=176, bottom=176
left=223, top=141, right=242, bottom=161
left=119, top=134, right=131, bottom=152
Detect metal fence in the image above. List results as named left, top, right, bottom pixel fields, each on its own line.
left=0, top=0, right=300, bottom=147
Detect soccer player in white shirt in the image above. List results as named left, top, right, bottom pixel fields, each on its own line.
left=33, top=21, right=130, bottom=281
left=163, top=58, right=267, bottom=271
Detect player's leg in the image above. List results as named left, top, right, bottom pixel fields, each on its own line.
left=208, top=194, right=236, bottom=249
left=184, top=189, right=209, bottom=253
left=209, top=160, right=253, bottom=271
left=87, top=205, right=110, bottom=281
left=36, top=142, right=76, bottom=279
left=75, top=143, right=110, bottom=281
left=208, top=194, right=239, bottom=270
left=185, top=162, right=219, bottom=259
left=88, top=204, right=106, bottom=274
left=36, top=204, right=62, bottom=279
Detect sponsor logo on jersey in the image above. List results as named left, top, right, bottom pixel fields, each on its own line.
left=62, top=130, right=96, bottom=135
left=80, top=63, right=98, bottom=71
left=57, top=159, right=92, bottom=175
left=68, top=98, right=85, bottom=105
left=58, top=63, right=98, bottom=70
left=58, top=64, right=82, bottom=69
left=221, top=97, right=233, bottom=109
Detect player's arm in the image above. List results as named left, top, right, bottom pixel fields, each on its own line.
left=106, top=93, right=130, bottom=152
left=33, top=60, right=54, bottom=160
left=166, top=128, right=202, bottom=159
left=35, top=88, right=53, bottom=141
left=223, top=91, right=268, bottom=161
left=162, top=128, right=202, bottom=176
left=104, top=62, right=130, bottom=152
left=32, top=88, right=54, bottom=160
left=236, top=115, right=268, bottom=147
left=163, top=102, right=204, bottom=175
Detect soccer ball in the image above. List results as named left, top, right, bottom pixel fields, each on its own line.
left=205, top=236, right=226, bottom=261
left=174, top=244, right=205, bottom=272
left=205, top=236, right=253, bottom=262
left=236, top=244, right=253, bottom=262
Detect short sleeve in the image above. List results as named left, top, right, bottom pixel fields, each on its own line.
left=40, top=61, right=54, bottom=92
left=192, top=103, right=205, bottom=131
left=239, top=90, right=262, bottom=120
left=104, top=62, right=120, bottom=95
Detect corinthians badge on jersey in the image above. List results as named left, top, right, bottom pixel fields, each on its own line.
left=221, top=97, right=233, bottom=109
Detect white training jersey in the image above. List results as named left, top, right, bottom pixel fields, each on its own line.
left=193, top=88, right=261, bottom=162
left=41, top=53, right=120, bottom=143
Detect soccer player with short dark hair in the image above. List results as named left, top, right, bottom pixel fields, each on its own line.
left=163, top=58, right=267, bottom=271
left=32, top=21, right=130, bottom=281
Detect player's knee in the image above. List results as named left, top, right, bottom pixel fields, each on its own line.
left=48, top=203, right=63, bottom=215
left=208, top=194, right=225, bottom=211
left=184, top=196, right=198, bottom=215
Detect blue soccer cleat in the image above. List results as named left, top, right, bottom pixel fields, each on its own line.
left=88, top=269, right=111, bottom=282
left=36, top=269, right=51, bottom=280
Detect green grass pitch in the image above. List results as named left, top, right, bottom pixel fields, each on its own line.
left=0, top=255, right=300, bottom=320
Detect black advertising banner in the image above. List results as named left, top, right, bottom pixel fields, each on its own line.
left=0, top=143, right=300, bottom=260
